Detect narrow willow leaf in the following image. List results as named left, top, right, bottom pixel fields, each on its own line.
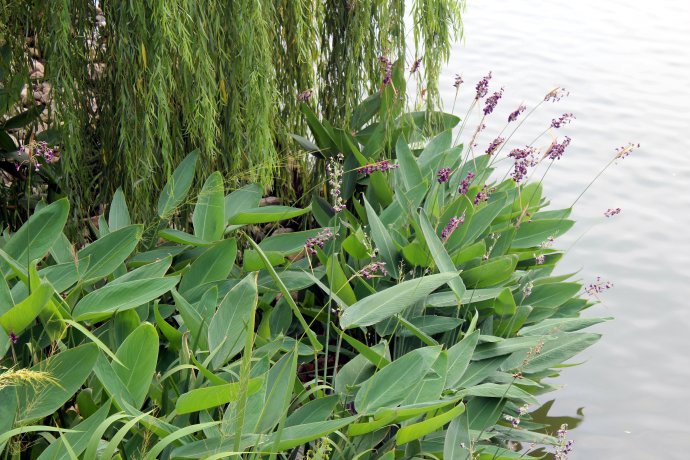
left=158, top=150, right=199, bottom=219
left=193, top=171, right=225, bottom=241
left=340, top=273, right=458, bottom=329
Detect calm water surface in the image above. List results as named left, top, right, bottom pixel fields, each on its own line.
left=439, top=1, right=690, bottom=457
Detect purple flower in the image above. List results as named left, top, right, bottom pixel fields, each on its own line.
left=9, top=332, right=18, bottom=344
left=615, top=142, right=640, bottom=159
left=551, top=113, right=575, bottom=128
left=356, top=160, right=400, bottom=175
left=360, top=261, right=387, bottom=279
left=297, top=89, right=313, bottom=103
left=544, top=87, right=569, bottom=102
left=534, top=254, right=545, bottom=265
left=473, top=185, right=491, bottom=205
left=555, top=424, right=574, bottom=460
left=508, top=104, right=526, bottom=122
left=17, top=141, right=58, bottom=171
left=508, top=147, right=537, bottom=182
left=483, top=87, right=504, bottom=115
left=410, top=58, right=422, bottom=73
left=585, top=276, right=613, bottom=295
left=604, top=207, right=621, bottom=217
left=441, top=213, right=465, bottom=240
left=379, top=56, right=393, bottom=86
left=436, top=167, right=451, bottom=183
left=457, top=171, right=475, bottom=195
left=453, top=74, right=464, bottom=88
left=475, top=72, right=492, bottom=99
left=545, top=136, right=572, bottom=160
left=305, top=228, right=334, bottom=254
left=485, top=136, right=504, bottom=156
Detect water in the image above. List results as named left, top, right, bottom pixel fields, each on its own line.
left=438, top=1, right=690, bottom=457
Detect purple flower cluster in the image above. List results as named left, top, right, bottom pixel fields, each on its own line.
left=555, top=424, right=574, bottom=460
left=305, top=228, right=334, bottom=254
left=473, top=185, right=491, bottom=205
left=379, top=56, right=393, bottom=86
left=9, top=331, right=18, bottom=344
left=297, top=89, right=313, bottom=103
left=436, top=167, right=451, bottom=184
left=457, top=171, right=475, bottom=195
left=504, top=404, right=530, bottom=429
left=508, top=104, right=526, bottom=122
left=534, top=254, right=545, bottom=265
left=356, top=160, right=399, bottom=175
left=585, top=276, right=613, bottom=295
left=508, top=146, right=537, bottom=183
left=615, top=142, right=640, bottom=159
left=359, top=261, right=387, bottom=279
left=17, top=141, right=58, bottom=171
left=410, top=58, right=422, bottom=74
left=475, top=72, right=492, bottom=99
left=327, top=153, right=346, bottom=212
left=485, top=136, right=504, bottom=156
left=453, top=74, right=464, bottom=89
left=441, top=213, right=465, bottom=240
left=551, top=112, right=575, bottom=128
left=604, top=207, right=621, bottom=218
left=544, top=87, right=569, bottom=102
left=545, top=136, right=572, bottom=160
left=483, top=87, right=504, bottom=115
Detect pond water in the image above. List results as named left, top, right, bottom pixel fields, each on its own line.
left=437, top=0, right=690, bottom=457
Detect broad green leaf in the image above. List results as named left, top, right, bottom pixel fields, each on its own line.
left=158, top=228, right=211, bottom=246
left=341, top=273, right=458, bottom=329
left=522, top=333, right=601, bottom=373
left=208, top=274, right=258, bottom=368
left=179, top=238, right=237, bottom=294
left=255, top=350, right=298, bottom=433
left=193, top=172, right=225, bottom=241
left=0, top=282, right=52, bottom=335
left=444, top=416, right=471, bottom=460
left=243, top=250, right=285, bottom=272
left=108, top=188, right=131, bottom=231
left=284, top=395, right=339, bottom=427
left=473, top=336, right=544, bottom=360
left=144, top=422, right=221, bottom=460
left=461, top=255, right=518, bottom=288
left=158, top=150, right=199, bottom=218
left=227, top=205, right=310, bottom=225
left=398, top=315, right=462, bottom=337
left=446, top=331, right=480, bottom=389
left=355, top=346, right=441, bottom=413
left=462, top=193, right=509, bottom=244
left=77, top=225, right=143, bottom=282
left=458, top=383, right=538, bottom=405
left=225, top=184, right=263, bottom=222
left=1, top=199, right=69, bottom=276
left=259, top=229, right=328, bottom=255
left=112, top=323, right=159, bottom=409
left=14, top=343, right=99, bottom=422
left=363, top=196, right=399, bottom=278
left=418, top=130, right=452, bottom=175
left=519, top=317, right=611, bottom=336
left=37, top=403, right=110, bottom=460
left=326, top=254, right=357, bottom=306
left=176, top=378, right=263, bottom=414
left=396, top=136, right=423, bottom=191
left=263, top=416, right=358, bottom=451
left=512, top=219, right=575, bottom=248
left=396, top=402, right=465, bottom=445
left=72, top=276, right=180, bottom=321
left=419, top=210, right=466, bottom=299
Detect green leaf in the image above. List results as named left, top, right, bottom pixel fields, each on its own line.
left=355, top=346, right=441, bottom=413
left=225, top=184, right=263, bottom=223
left=37, top=403, right=110, bottom=460
left=519, top=317, right=611, bottom=336
left=14, top=343, right=99, bottom=422
left=522, top=333, right=601, bottom=373
left=158, top=150, right=199, bottom=219
left=462, top=193, right=509, bottom=244
left=193, top=172, right=225, bottom=241
left=363, top=196, right=399, bottom=278
left=341, top=273, right=458, bottom=329
left=227, top=205, right=310, bottom=225
left=176, top=379, right=263, bottom=414
left=461, top=255, right=518, bottom=288
left=143, top=422, right=221, bottom=460
left=179, top=238, right=237, bottom=294
left=243, top=250, right=285, bottom=272
left=158, top=228, right=211, bottom=246
left=512, top=219, right=575, bottom=248
left=108, top=188, right=131, bottom=231
left=0, top=282, right=52, bottom=335
left=1, top=199, right=69, bottom=276
left=458, top=383, right=538, bottom=405
left=77, top=225, right=143, bottom=282
left=263, top=416, right=358, bottom=452
left=446, top=331, right=480, bottom=389
left=72, top=276, right=180, bottom=321
left=396, top=402, right=465, bottom=445
left=208, top=274, right=258, bottom=368
left=396, top=136, right=424, bottom=191
left=326, top=254, right=357, bottom=306
left=259, top=229, right=328, bottom=256
left=419, top=210, right=466, bottom=299
left=112, top=323, right=159, bottom=409
left=418, top=130, right=452, bottom=175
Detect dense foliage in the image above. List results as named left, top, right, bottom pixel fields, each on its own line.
left=0, top=96, right=606, bottom=458
left=0, top=0, right=465, bottom=220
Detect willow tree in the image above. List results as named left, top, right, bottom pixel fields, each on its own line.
left=0, top=0, right=465, bottom=221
